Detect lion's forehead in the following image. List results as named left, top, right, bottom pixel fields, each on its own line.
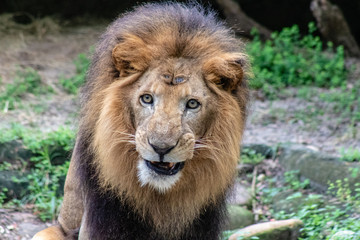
left=150, top=80, right=192, bottom=98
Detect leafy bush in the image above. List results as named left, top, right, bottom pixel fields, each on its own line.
left=240, top=148, right=265, bottom=165
left=339, top=147, right=360, bottom=162
left=0, top=125, right=74, bottom=221
left=247, top=23, right=347, bottom=97
left=0, top=68, right=52, bottom=111
left=261, top=172, right=360, bottom=240
left=60, top=53, right=90, bottom=94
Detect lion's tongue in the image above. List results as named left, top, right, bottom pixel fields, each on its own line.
left=151, top=161, right=175, bottom=170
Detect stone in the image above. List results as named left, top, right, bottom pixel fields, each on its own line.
left=0, top=140, right=32, bottom=165
left=228, top=219, right=303, bottom=240
left=272, top=191, right=323, bottom=214
left=278, top=143, right=360, bottom=193
left=17, top=222, right=47, bottom=239
left=0, top=170, right=29, bottom=199
left=242, top=143, right=274, bottom=159
left=227, top=181, right=252, bottom=207
left=226, top=205, right=254, bottom=230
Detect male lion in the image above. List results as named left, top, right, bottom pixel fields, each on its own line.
left=33, top=2, right=249, bottom=240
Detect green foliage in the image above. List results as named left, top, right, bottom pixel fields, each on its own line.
left=261, top=172, right=360, bottom=240
left=328, top=179, right=360, bottom=207
left=339, top=147, right=360, bottom=162
left=221, top=230, right=237, bottom=240
left=0, top=123, right=33, bottom=143
left=284, top=170, right=310, bottom=190
left=247, top=23, right=347, bottom=97
left=1, top=125, right=74, bottom=221
left=60, top=53, right=90, bottom=94
left=0, top=68, right=52, bottom=111
left=0, top=187, right=8, bottom=206
left=221, top=230, right=260, bottom=240
left=320, top=83, right=360, bottom=124
left=240, top=148, right=265, bottom=165
left=0, top=162, right=12, bottom=171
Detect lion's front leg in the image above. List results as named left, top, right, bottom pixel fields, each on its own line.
left=32, top=226, right=66, bottom=240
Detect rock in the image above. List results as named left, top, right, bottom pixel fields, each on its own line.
left=17, top=222, right=47, bottom=239
left=242, top=143, right=274, bottom=159
left=228, top=219, right=303, bottom=240
left=272, top=191, right=323, bottom=214
left=0, top=140, right=70, bottom=167
left=0, top=140, right=32, bottom=165
left=227, top=181, right=252, bottom=207
left=0, top=170, right=29, bottom=199
left=330, top=230, right=358, bottom=240
left=278, top=143, right=360, bottom=193
left=226, top=205, right=254, bottom=230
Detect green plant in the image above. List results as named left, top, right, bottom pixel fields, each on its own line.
left=319, top=83, right=360, bottom=124
left=284, top=170, right=310, bottom=190
left=328, top=179, right=360, bottom=207
left=261, top=171, right=360, bottom=240
left=0, top=187, right=8, bottom=206
left=1, top=125, right=74, bottom=221
left=247, top=23, right=347, bottom=98
left=60, top=53, right=90, bottom=94
left=0, top=123, right=29, bottom=143
left=240, top=148, right=265, bottom=165
left=0, top=68, right=52, bottom=111
left=221, top=230, right=260, bottom=240
left=0, top=161, right=12, bottom=171
left=339, top=147, right=360, bottom=162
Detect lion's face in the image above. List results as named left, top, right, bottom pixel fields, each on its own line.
left=133, top=58, right=215, bottom=192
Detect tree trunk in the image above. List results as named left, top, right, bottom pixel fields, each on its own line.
left=310, top=0, right=360, bottom=57
left=215, top=0, right=271, bottom=40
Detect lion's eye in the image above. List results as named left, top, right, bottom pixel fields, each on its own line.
left=163, top=74, right=171, bottom=79
left=186, top=99, right=200, bottom=109
left=140, top=94, right=153, bottom=104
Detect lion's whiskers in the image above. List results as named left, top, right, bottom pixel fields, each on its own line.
left=194, top=139, right=234, bottom=159
left=111, top=131, right=136, bottom=147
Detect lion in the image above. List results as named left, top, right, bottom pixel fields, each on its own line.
left=33, top=2, right=250, bottom=240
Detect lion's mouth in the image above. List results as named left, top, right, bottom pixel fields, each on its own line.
left=145, top=160, right=185, bottom=175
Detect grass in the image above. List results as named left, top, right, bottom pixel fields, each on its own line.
left=339, top=147, right=360, bottom=162
left=60, top=53, right=90, bottom=94
left=247, top=22, right=347, bottom=93
left=0, top=68, right=53, bottom=111
left=247, top=22, right=359, bottom=135
left=240, top=148, right=265, bottom=165
left=0, top=124, right=74, bottom=221
left=259, top=171, right=360, bottom=240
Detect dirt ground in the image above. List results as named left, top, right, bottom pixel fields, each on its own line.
left=0, top=22, right=359, bottom=239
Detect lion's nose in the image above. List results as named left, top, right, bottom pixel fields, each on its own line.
left=150, top=144, right=175, bottom=157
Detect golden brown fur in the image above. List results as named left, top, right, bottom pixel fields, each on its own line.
left=33, top=3, right=250, bottom=239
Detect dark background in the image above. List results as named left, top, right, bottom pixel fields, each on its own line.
left=1, top=0, right=360, bottom=44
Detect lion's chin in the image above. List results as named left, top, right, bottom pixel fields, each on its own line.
left=137, top=159, right=184, bottom=193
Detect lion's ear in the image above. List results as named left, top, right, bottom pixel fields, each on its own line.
left=202, top=53, right=246, bottom=92
left=112, top=34, right=152, bottom=77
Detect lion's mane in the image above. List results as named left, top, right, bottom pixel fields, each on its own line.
left=74, top=2, right=249, bottom=239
